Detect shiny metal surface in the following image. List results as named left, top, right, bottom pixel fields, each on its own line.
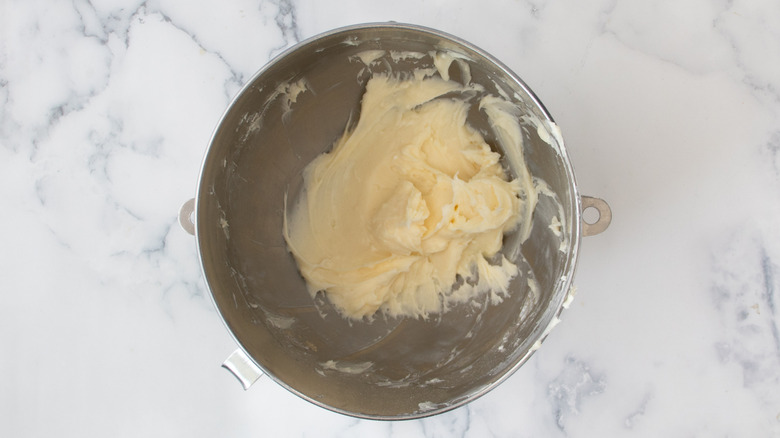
left=581, top=196, right=612, bottom=237
left=179, top=198, right=196, bottom=236
left=222, top=349, right=264, bottom=390
left=191, top=22, right=609, bottom=419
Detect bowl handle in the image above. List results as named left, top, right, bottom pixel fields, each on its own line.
left=581, top=196, right=612, bottom=237
left=178, top=198, right=196, bottom=235
left=222, top=349, right=264, bottom=390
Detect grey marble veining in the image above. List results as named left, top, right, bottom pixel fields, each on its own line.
left=2, top=0, right=779, bottom=436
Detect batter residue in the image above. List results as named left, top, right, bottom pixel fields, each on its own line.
left=284, top=73, right=534, bottom=320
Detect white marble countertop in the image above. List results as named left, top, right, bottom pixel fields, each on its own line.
left=3, top=0, right=780, bottom=436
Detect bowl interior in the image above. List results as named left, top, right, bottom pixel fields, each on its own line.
left=196, top=23, right=580, bottom=418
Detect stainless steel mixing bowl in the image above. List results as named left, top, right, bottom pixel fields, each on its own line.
left=179, top=22, right=611, bottom=419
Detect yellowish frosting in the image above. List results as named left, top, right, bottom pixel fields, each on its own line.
left=284, top=74, right=533, bottom=319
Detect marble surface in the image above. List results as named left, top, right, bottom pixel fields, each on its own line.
left=2, top=0, right=780, bottom=436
